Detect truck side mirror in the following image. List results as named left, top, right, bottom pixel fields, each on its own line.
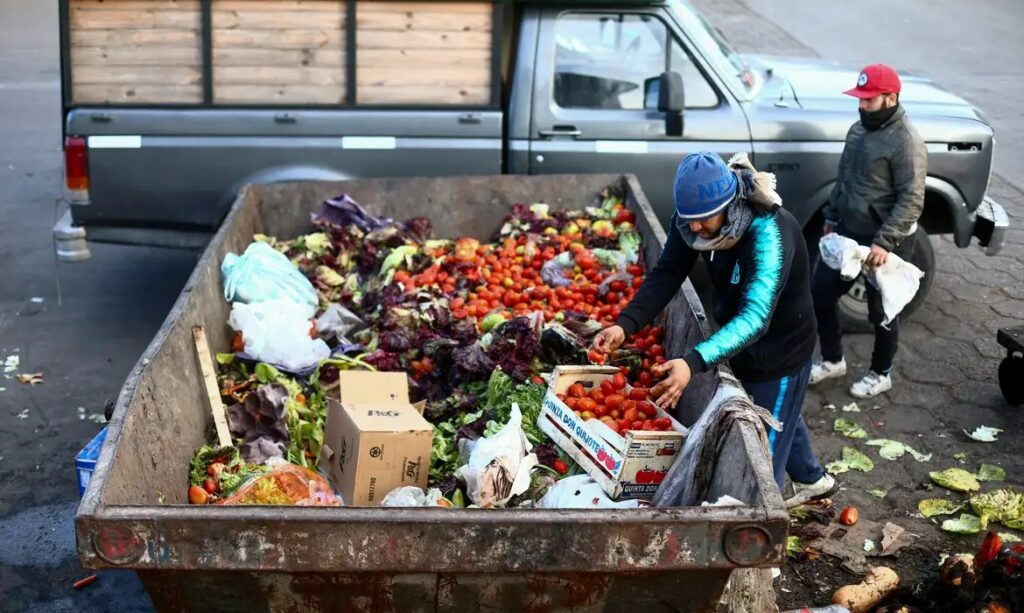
left=645, top=72, right=685, bottom=136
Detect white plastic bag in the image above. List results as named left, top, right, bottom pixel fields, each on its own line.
left=381, top=486, right=447, bottom=507
left=222, top=242, right=318, bottom=308
left=537, top=475, right=642, bottom=509
left=456, top=404, right=539, bottom=508
left=819, top=234, right=924, bottom=326
left=228, top=298, right=330, bottom=371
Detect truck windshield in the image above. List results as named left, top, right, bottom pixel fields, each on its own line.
left=670, top=0, right=758, bottom=99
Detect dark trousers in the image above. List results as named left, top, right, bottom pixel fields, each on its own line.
left=812, top=228, right=916, bottom=374
left=743, top=360, right=823, bottom=489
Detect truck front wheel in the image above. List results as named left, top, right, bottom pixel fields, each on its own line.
left=836, top=229, right=935, bottom=333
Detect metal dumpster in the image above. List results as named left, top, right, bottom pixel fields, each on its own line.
left=76, top=174, right=788, bottom=612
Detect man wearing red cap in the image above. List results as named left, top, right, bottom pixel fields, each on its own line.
left=810, top=64, right=927, bottom=399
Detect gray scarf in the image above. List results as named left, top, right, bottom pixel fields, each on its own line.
left=675, top=153, right=782, bottom=252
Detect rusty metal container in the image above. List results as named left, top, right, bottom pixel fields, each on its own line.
left=76, top=175, right=787, bottom=612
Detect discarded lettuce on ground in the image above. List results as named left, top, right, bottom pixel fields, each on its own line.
left=826, top=447, right=875, bottom=474
left=868, top=488, right=889, bottom=499
left=941, top=513, right=983, bottom=534
left=970, top=487, right=1024, bottom=530
left=866, top=438, right=931, bottom=462
left=930, top=468, right=981, bottom=493
left=976, top=463, right=1006, bottom=482
left=964, top=426, right=1003, bottom=442
left=918, top=498, right=965, bottom=518
left=834, top=418, right=868, bottom=439
left=787, top=536, right=803, bottom=558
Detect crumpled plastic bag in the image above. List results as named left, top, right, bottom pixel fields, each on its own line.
left=228, top=298, right=331, bottom=372
left=216, top=464, right=341, bottom=506
left=819, top=233, right=925, bottom=326
left=221, top=241, right=317, bottom=309
left=381, top=486, right=449, bottom=507
left=315, top=303, right=367, bottom=343
left=537, top=475, right=642, bottom=509
left=456, top=403, right=539, bottom=508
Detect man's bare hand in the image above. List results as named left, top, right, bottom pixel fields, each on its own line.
left=866, top=244, right=889, bottom=267
left=592, top=325, right=625, bottom=353
left=650, top=359, right=691, bottom=410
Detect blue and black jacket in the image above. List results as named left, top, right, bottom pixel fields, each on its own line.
left=617, top=208, right=816, bottom=383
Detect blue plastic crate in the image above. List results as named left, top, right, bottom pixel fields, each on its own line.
left=76, top=426, right=108, bottom=497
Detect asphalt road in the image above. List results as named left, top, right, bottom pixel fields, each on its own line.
left=0, top=1, right=1021, bottom=611
left=0, top=1, right=191, bottom=609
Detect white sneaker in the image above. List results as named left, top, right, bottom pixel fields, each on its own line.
left=849, top=371, right=892, bottom=399
left=784, top=473, right=838, bottom=508
left=809, top=358, right=847, bottom=385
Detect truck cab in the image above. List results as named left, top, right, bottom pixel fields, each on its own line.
left=56, top=0, right=1008, bottom=316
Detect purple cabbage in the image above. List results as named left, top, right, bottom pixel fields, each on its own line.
left=227, top=384, right=290, bottom=464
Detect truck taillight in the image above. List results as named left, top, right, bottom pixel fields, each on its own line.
left=64, top=136, right=89, bottom=200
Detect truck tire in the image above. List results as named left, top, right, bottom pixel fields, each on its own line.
left=836, top=229, right=935, bottom=333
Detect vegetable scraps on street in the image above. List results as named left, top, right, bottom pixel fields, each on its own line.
left=188, top=184, right=677, bottom=507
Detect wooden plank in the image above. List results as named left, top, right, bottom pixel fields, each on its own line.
left=358, top=30, right=490, bottom=50
left=214, top=0, right=343, bottom=11
left=213, top=47, right=343, bottom=67
left=214, top=65, right=342, bottom=86
left=73, top=65, right=202, bottom=85
left=212, top=28, right=342, bottom=49
left=70, top=8, right=201, bottom=29
left=71, top=28, right=200, bottom=47
left=72, top=83, right=202, bottom=103
left=357, top=85, right=490, bottom=105
left=214, top=84, right=344, bottom=104
left=212, top=9, right=344, bottom=31
left=357, top=66, right=489, bottom=88
left=356, top=9, right=492, bottom=33
left=191, top=327, right=233, bottom=449
left=356, top=2, right=492, bottom=14
left=72, top=0, right=198, bottom=9
left=357, top=48, right=490, bottom=66
left=72, top=46, right=202, bottom=66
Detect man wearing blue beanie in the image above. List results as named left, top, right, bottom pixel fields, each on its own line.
left=594, top=151, right=835, bottom=506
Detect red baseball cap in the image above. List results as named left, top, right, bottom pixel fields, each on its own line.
left=844, top=64, right=902, bottom=99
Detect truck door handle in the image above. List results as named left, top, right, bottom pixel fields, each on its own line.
left=90, top=112, right=112, bottom=123
left=458, top=113, right=482, bottom=124
left=539, top=126, right=582, bottom=139
left=274, top=113, right=297, bottom=124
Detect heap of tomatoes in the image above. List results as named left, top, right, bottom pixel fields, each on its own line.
left=555, top=371, right=675, bottom=435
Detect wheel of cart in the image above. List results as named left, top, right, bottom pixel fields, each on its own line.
left=998, top=327, right=1024, bottom=406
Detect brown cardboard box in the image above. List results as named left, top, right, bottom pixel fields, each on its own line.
left=320, top=371, right=433, bottom=506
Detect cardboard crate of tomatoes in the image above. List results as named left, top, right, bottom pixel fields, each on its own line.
left=538, top=366, right=687, bottom=500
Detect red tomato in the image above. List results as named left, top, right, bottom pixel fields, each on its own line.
left=568, top=383, right=585, bottom=399
left=593, top=405, right=608, bottom=418
left=588, top=389, right=605, bottom=404
left=638, top=371, right=653, bottom=386
left=631, top=420, right=644, bottom=431
left=642, top=419, right=655, bottom=431
left=609, top=280, right=628, bottom=292
left=600, top=379, right=615, bottom=395
left=649, top=344, right=664, bottom=358
left=577, top=398, right=597, bottom=413
left=638, top=401, right=659, bottom=419
left=605, top=394, right=625, bottom=411
left=566, top=397, right=579, bottom=410
left=655, top=417, right=672, bottom=430
left=623, top=408, right=639, bottom=424
left=588, top=348, right=607, bottom=365
left=617, top=419, right=631, bottom=432
left=628, top=388, right=648, bottom=400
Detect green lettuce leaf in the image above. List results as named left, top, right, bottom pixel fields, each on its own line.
left=834, top=418, right=867, bottom=439
left=941, top=513, right=983, bottom=534
left=976, top=464, right=1006, bottom=482
left=930, top=468, right=981, bottom=493
left=918, top=498, right=965, bottom=518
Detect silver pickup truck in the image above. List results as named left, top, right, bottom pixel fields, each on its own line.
left=56, top=0, right=1007, bottom=320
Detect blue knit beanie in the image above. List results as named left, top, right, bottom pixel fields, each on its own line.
left=673, top=152, right=738, bottom=220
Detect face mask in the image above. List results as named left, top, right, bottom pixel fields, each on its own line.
left=860, top=103, right=899, bottom=130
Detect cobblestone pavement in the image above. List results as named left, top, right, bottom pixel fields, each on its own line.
left=693, top=0, right=1024, bottom=607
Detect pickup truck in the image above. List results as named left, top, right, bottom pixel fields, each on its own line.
left=56, top=0, right=1008, bottom=321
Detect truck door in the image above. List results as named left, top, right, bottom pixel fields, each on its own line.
left=529, top=7, right=751, bottom=226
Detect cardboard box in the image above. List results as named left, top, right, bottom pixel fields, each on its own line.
left=75, top=426, right=108, bottom=497
left=538, top=366, right=687, bottom=500
left=320, top=371, right=433, bottom=506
